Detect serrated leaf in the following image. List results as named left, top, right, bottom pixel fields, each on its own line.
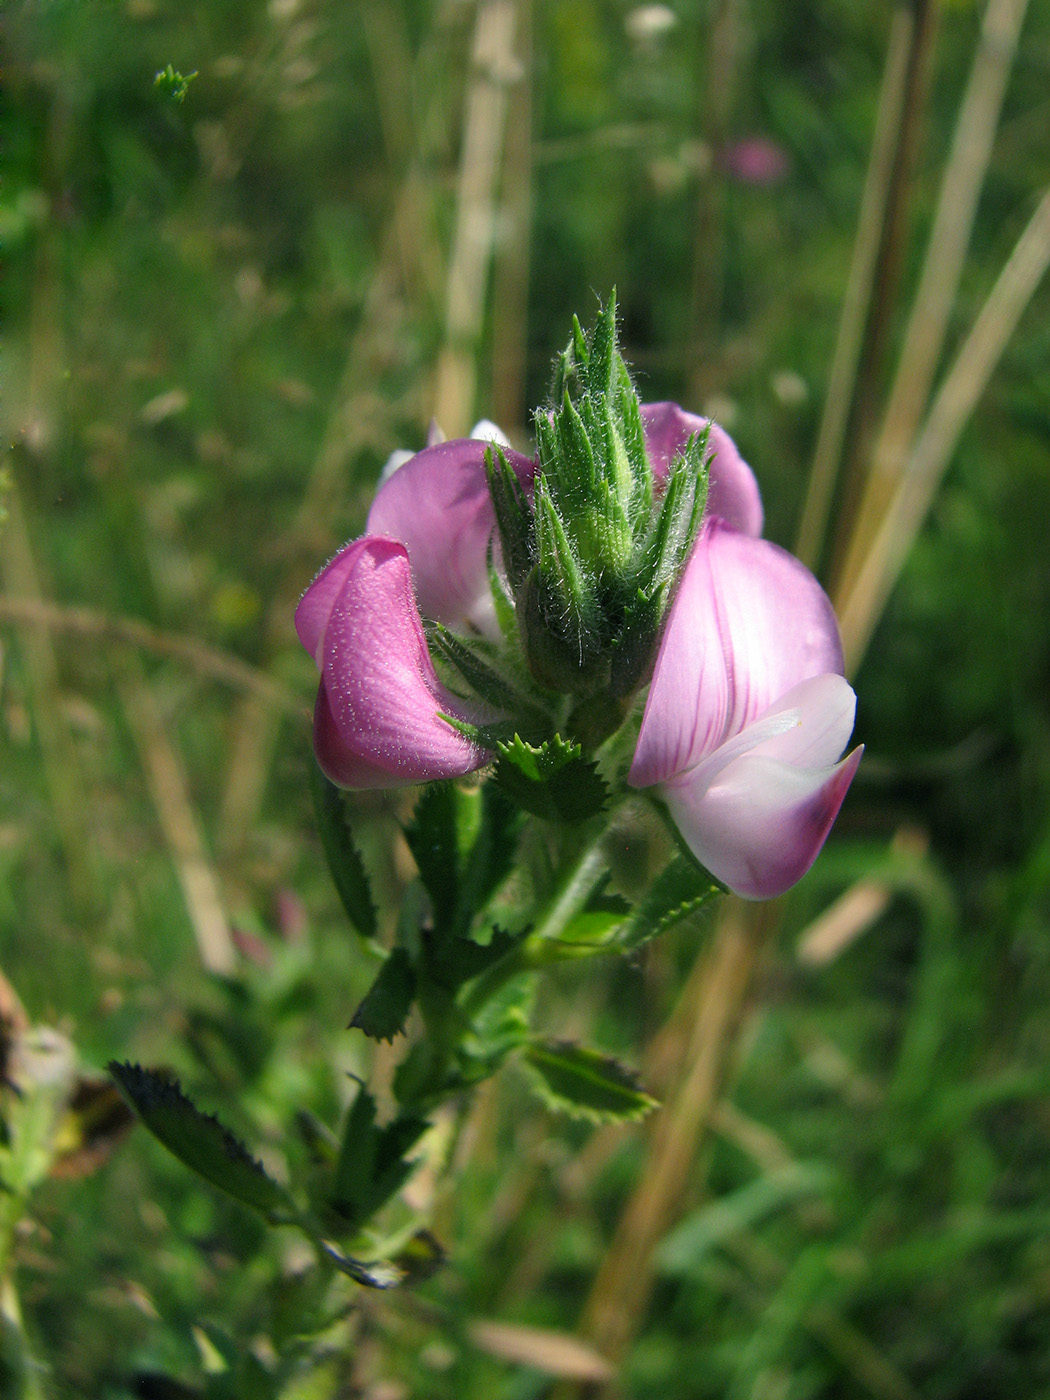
left=523, top=1041, right=658, bottom=1123
left=425, top=923, right=520, bottom=991
left=455, top=782, right=522, bottom=931
left=109, top=1063, right=295, bottom=1220
left=496, top=734, right=607, bottom=822
left=350, top=947, right=415, bottom=1041
left=612, top=853, right=723, bottom=952
left=310, top=764, right=377, bottom=939
left=403, top=783, right=460, bottom=933
left=331, top=1084, right=428, bottom=1227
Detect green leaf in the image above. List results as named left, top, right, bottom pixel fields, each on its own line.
left=154, top=64, right=198, bottom=103
left=310, top=764, right=378, bottom=939
left=403, top=783, right=461, bottom=934
left=455, top=782, right=522, bottom=929
left=523, top=1040, right=658, bottom=1123
left=587, top=290, right=616, bottom=397
left=350, top=947, right=416, bottom=1041
left=484, top=445, right=534, bottom=594
left=495, top=734, right=607, bottom=822
left=427, top=621, right=547, bottom=729
left=612, top=852, right=723, bottom=952
left=331, top=1084, right=428, bottom=1227
left=424, top=923, right=520, bottom=990
left=458, top=974, right=534, bottom=1080
left=109, top=1063, right=296, bottom=1221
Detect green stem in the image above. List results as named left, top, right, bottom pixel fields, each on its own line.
left=460, top=818, right=611, bottom=1022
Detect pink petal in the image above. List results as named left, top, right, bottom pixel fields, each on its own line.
left=664, top=743, right=863, bottom=899
left=629, top=520, right=844, bottom=788
left=641, top=402, right=763, bottom=537
left=366, top=437, right=535, bottom=637
left=314, top=537, right=489, bottom=788
left=295, top=539, right=360, bottom=665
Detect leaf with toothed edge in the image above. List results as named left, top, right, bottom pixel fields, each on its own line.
left=350, top=947, right=416, bottom=1041
left=612, top=852, right=724, bottom=953
left=310, top=764, right=378, bottom=939
left=523, top=1040, right=658, bottom=1123
left=495, top=734, right=607, bottom=822
left=109, top=1062, right=296, bottom=1220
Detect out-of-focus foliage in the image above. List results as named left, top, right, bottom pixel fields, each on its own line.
left=2, top=0, right=1050, bottom=1395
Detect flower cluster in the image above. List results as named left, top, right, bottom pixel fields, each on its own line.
left=296, top=307, right=860, bottom=899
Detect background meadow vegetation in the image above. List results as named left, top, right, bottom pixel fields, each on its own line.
left=3, top=0, right=1050, bottom=1395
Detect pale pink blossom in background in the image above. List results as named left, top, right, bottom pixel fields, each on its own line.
left=718, top=136, right=790, bottom=186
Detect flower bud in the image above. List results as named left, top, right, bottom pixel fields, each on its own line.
left=489, top=293, right=710, bottom=720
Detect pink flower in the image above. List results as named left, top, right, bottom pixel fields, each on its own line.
left=296, top=437, right=535, bottom=789
left=297, top=402, right=860, bottom=896
left=718, top=137, right=790, bottom=186
left=640, top=402, right=763, bottom=537
left=629, top=517, right=862, bottom=899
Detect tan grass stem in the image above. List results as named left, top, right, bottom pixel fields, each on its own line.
left=575, top=900, right=776, bottom=1376
left=433, top=0, right=520, bottom=436
left=835, top=0, right=1031, bottom=603
left=794, top=5, right=918, bottom=570
left=836, top=184, right=1050, bottom=673
left=1, top=474, right=98, bottom=912
left=117, top=655, right=236, bottom=977
left=489, top=0, right=533, bottom=438
left=0, top=595, right=308, bottom=717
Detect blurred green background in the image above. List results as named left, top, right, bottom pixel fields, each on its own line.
left=3, top=0, right=1050, bottom=1395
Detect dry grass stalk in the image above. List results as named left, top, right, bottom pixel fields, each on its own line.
left=793, top=5, right=919, bottom=570
left=218, top=12, right=456, bottom=856
left=0, top=595, right=307, bottom=717
left=468, top=1321, right=614, bottom=1383
left=796, top=826, right=929, bottom=966
left=217, top=189, right=428, bottom=855
left=488, top=0, right=533, bottom=437
left=433, top=0, right=520, bottom=436
left=837, top=184, right=1050, bottom=672
left=576, top=900, right=775, bottom=1374
left=1, top=474, right=98, bottom=912
left=117, top=656, right=236, bottom=977
left=835, top=0, right=1031, bottom=602
left=686, top=0, right=743, bottom=406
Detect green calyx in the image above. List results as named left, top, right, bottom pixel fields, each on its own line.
left=488, top=292, right=711, bottom=718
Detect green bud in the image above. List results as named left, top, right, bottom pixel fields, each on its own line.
left=486, top=292, right=710, bottom=740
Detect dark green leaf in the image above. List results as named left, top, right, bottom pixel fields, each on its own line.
left=332, top=1083, right=378, bottom=1216
left=454, top=783, right=522, bottom=931
left=496, top=734, right=607, bottom=822
left=427, top=621, right=547, bottom=728
left=332, top=1084, right=428, bottom=1227
left=403, top=783, right=460, bottom=933
left=424, top=923, right=520, bottom=990
left=485, top=445, right=534, bottom=594
left=310, top=764, right=378, bottom=939
left=523, top=1040, right=658, bottom=1123
left=109, top=1062, right=295, bottom=1220
left=350, top=947, right=416, bottom=1041
left=613, top=852, right=723, bottom=952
